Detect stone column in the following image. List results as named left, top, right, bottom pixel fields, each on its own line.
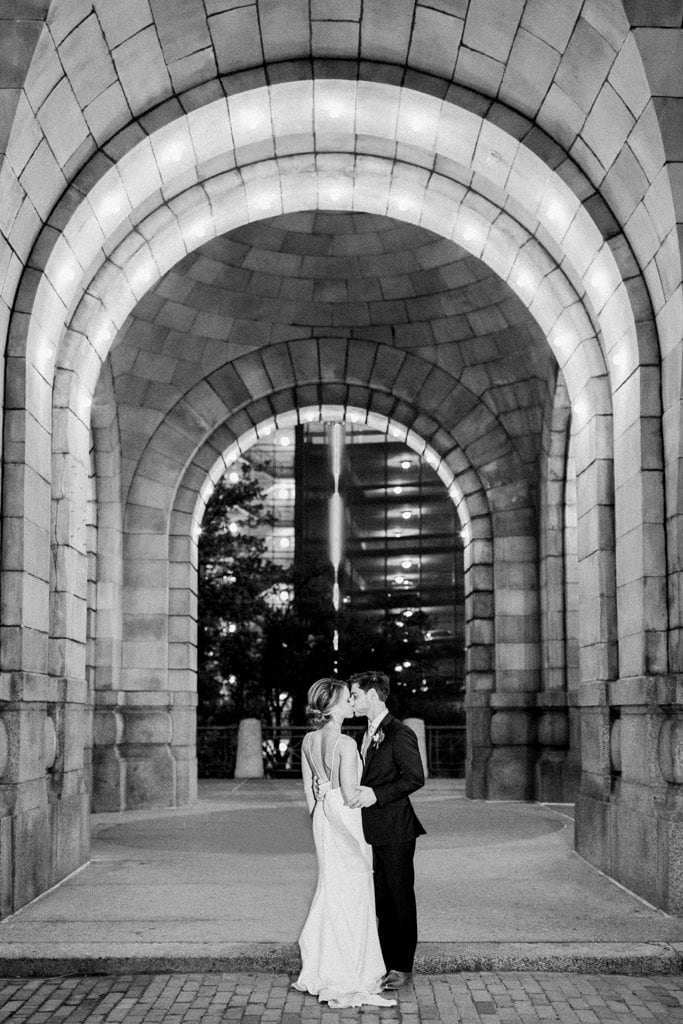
left=234, top=718, right=264, bottom=778
left=403, top=717, right=428, bottom=780
left=486, top=525, right=540, bottom=801
left=534, top=694, right=570, bottom=802
left=579, top=677, right=683, bottom=915
left=0, top=675, right=90, bottom=918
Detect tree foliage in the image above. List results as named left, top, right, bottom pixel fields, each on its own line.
left=197, top=468, right=284, bottom=723
left=198, top=467, right=463, bottom=726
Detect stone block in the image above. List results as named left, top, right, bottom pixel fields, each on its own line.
left=487, top=746, right=533, bottom=800
left=500, top=28, right=560, bottom=119
left=467, top=645, right=494, bottom=673
left=235, top=718, right=264, bottom=778
left=172, top=750, right=197, bottom=806
left=408, top=6, right=461, bottom=79
left=311, top=20, right=359, bottom=58
left=119, top=667, right=167, bottom=691
left=618, top=710, right=651, bottom=784
left=0, top=815, right=12, bottom=918
left=53, top=791, right=89, bottom=882
left=463, top=0, right=522, bottom=63
left=580, top=707, right=610, bottom=775
left=94, top=0, right=151, bottom=47
left=62, top=703, right=88, bottom=773
left=611, top=798, right=662, bottom=908
left=170, top=706, right=195, bottom=747
left=661, top=817, right=683, bottom=914
left=312, top=0, right=361, bottom=18
left=3, top=706, right=46, bottom=785
left=582, top=84, right=635, bottom=173
left=633, top=26, right=683, bottom=96
left=91, top=745, right=124, bottom=812
left=124, top=746, right=177, bottom=808
left=490, top=710, right=535, bottom=745
left=59, top=12, right=117, bottom=108
left=466, top=591, right=494, bottom=621
left=535, top=750, right=568, bottom=802
left=495, top=643, right=540, bottom=671
left=122, top=708, right=172, bottom=745
left=0, top=625, right=49, bottom=675
left=112, top=26, right=172, bottom=117
left=656, top=711, right=683, bottom=785
left=575, top=790, right=610, bottom=868
left=537, top=711, right=569, bottom=747
left=210, top=8, right=264, bottom=75
left=12, top=803, right=52, bottom=910
left=522, top=0, right=581, bottom=51
left=465, top=754, right=488, bottom=800
left=35, top=76, right=90, bottom=171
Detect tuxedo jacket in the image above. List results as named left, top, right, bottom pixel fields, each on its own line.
left=358, top=713, right=426, bottom=847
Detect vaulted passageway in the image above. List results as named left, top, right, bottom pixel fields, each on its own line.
left=0, top=1, right=680, bottom=919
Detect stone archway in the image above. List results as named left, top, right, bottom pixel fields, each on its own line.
left=1, top=67, right=679, bottom=916
left=99, top=352, right=508, bottom=811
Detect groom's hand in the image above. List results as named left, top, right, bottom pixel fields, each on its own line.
left=347, top=785, right=377, bottom=809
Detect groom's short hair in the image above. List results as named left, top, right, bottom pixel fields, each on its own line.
left=349, top=671, right=390, bottom=702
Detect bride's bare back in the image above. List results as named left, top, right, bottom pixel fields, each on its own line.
left=303, top=729, right=360, bottom=810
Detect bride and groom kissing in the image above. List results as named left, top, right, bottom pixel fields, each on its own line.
left=293, top=670, right=426, bottom=1009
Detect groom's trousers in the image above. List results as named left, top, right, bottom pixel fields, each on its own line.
left=372, top=838, right=418, bottom=972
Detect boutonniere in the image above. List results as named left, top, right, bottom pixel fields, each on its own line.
left=371, top=728, right=385, bottom=749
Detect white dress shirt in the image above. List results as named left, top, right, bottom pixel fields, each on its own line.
left=361, top=709, right=388, bottom=760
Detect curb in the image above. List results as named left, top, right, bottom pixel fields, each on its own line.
left=0, top=942, right=680, bottom=977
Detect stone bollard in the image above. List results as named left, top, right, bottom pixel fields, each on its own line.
left=234, top=718, right=264, bottom=778
left=403, top=717, right=428, bottom=781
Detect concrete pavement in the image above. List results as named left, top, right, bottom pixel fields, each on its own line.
left=0, top=779, right=681, bottom=977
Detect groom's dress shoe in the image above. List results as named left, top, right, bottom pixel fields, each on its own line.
left=381, top=970, right=413, bottom=990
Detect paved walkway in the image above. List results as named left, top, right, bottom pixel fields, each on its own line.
left=1, top=970, right=682, bottom=1022
left=1, top=780, right=681, bottom=978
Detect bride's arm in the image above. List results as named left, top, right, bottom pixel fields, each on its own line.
left=338, top=736, right=361, bottom=805
left=301, top=736, right=316, bottom=816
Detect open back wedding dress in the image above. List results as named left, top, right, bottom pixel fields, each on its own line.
left=293, top=734, right=396, bottom=1009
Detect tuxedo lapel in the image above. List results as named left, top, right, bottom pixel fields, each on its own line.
left=362, top=714, right=393, bottom=773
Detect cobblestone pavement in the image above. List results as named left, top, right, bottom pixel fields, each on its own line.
left=0, top=972, right=681, bottom=1023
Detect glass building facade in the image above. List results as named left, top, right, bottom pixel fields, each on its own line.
left=245, top=421, right=465, bottom=713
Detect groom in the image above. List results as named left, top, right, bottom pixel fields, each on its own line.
left=346, top=670, right=425, bottom=991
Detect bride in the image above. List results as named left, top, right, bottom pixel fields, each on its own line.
left=292, top=678, right=396, bottom=1009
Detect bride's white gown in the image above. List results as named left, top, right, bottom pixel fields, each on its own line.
left=293, top=735, right=396, bottom=1008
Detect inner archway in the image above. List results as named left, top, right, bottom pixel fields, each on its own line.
left=191, top=410, right=470, bottom=779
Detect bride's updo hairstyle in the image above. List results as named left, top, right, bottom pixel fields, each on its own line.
left=306, top=678, right=346, bottom=728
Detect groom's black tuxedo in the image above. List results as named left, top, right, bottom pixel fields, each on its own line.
left=358, top=713, right=426, bottom=845
left=358, top=713, right=425, bottom=973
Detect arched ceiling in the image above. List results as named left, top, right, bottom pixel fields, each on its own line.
left=2, top=0, right=679, bottom=571
left=110, top=210, right=551, bottom=494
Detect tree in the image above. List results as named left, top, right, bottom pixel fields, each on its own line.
left=198, top=467, right=464, bottom=727
left=197, top=467, right=284, bottom=723
left=259, top=556, right=337, bottom=724
left=336, top=610, right=464, bottom=723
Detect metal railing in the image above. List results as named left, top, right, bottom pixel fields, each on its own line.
left=262, top=724, right=309, bottom=777
left=197, top=722, right=465, bottom=778
left=197, top=725, right=239, bottom=778
left=427, top=725, right=466, bottom=777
